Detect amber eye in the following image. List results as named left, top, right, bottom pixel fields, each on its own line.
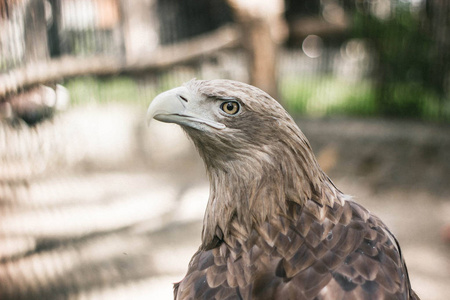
left=220, top=101, right=240, bottom=115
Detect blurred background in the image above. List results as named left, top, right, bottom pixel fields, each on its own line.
left=0, top=0, right=449, bottom=299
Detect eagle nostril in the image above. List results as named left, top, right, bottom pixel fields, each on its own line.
left=179, top=95, right=188, bottom=102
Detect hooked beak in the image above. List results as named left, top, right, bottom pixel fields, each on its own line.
left=146, top=86, right=225, bottom=130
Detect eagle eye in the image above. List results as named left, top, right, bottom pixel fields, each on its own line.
left=220, top=101, right=240, bottom=115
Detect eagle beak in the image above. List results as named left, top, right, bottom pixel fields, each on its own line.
left=147, top=86, right=225, bottom=130
left=147, top=86, right=187, bottom=126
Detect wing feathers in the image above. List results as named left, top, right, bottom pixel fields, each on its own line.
left=174, top=200, right=417, bottom=299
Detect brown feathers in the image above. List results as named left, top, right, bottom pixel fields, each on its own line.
left=175, top=200, right=417, bottom=300
left=148, top=79, right=419, bottom=299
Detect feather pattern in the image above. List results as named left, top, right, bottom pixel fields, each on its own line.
left=150, top=79, right=419, bottom=300
left=175, top=200, right=418, bottom=299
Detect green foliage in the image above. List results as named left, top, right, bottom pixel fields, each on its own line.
left=351, top=1, right=446, bottom=119
left=384, top=82, right=449, bottom=121
left=353, top=3, right=432, bottom=79
left=281, top=75, right=377, bottom=117
left=281, top=74, right=449, bottom=121
left=66, top=76, right=137, bottom=104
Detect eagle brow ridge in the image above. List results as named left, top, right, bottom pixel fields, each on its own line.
left=215, top=96, right=239, bottom=101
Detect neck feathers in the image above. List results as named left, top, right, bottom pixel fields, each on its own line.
left=200, top=128, right=341, bottom=249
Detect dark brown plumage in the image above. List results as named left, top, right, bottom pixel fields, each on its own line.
left=147, top=79, right=419, bottom=300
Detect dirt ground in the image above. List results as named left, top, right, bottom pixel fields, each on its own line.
left=1, top=105, right=449, bottom=299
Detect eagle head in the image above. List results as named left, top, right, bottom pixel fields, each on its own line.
left=147, top=79, right=309, bottom=168
left=147, top=79, right=329, bottom=247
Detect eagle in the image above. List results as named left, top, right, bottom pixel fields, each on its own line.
left=147, top=79, right=419, bottom=300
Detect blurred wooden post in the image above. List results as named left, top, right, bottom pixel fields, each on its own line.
left=226, top=0, right=287, bottom=100
left=24, top=0, right=49, bottom=62
left=120, top=0, right=160, bottom=63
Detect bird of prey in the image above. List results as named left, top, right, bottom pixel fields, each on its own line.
left=147, top=79, right=419, bottom=300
